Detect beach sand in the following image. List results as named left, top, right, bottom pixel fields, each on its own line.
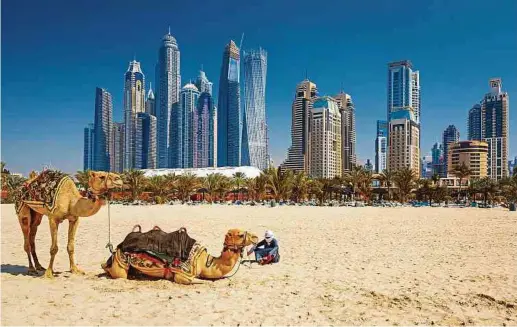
left=1, top=204, right=516, bottom=326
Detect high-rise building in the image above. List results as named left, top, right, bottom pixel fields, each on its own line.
left=420, top=154, right=433, bottom=179
left=170, top=83, right=200, bottom=168
left=387, top=60, right=421, bottom=175
left=156, top=30, right=181, bottom=168
left=195, top=69, right=213, bottom=95
left=282, top=79, right=318, bottom=173
left=442, top=125, right=460, bottom=175
left=145, top=83, right=156, bottom=116
left=468, top=104, right=482, bottom=141
left=217, top=40, right=242, bottom=167
left=135, top=113, right=157, bottom=169
left=242, top=47, right=268, bottom=170
left=309, top=96, right=342, bottom=179
left=448, top=140, right=488, bottom=178
left=123, top=60, right=145, bottom=170
left=93, top=87, right=113, bottom=171
left=375, top=120, right=388, bottom=173
left=111, top=122, right=125, bottom=173
left=83, top=123, right=94, bottom=171
left=194, top=91, right=217, bottom=168
left=334, top=91, right=356, bottom=173
left=481, top=78, right=509, bottom=180
left=431, top=143, right=444, bottom=177
left=364, top=159, right=373, bottom=172
left=508, top=156, right=517, bottom=176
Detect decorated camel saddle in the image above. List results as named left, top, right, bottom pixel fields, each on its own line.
left=102, top=227, right=258, bottom=284
left=14, top=170, right=70, bottom=214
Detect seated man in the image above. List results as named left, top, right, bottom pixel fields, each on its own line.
left=247, top=230, right=280, bottom=265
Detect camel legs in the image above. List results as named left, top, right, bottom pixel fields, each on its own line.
left=67, top=218, right=84, bottom=274
left=29, top=211, right=44, bottom=271
left=44, top=218, right=60, bottom=279
left=17, top=206, right=37, bottom=275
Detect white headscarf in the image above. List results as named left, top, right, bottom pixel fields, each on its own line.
left=265, top=230, right=274, bottom=242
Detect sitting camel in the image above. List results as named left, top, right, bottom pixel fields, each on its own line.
left=15, top=170, right=123, bottom=277
left=102, top=227, right=258, bottom=284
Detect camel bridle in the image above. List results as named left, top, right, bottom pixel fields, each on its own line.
left=87, top=173, right=111, bottom=198
left=223, top=231, right=249, bottom=255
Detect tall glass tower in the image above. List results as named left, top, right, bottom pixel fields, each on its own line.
left=135, top=113, right=157, bottom=169
left=84, top=123, right=95, bottom=171
left=156, top=30, right=181, bottom=168
left=375, top=120, right=388, bottom=173
left=217, top=40, right=242, bottom=167
left=93, top=87, right=113, bottom=171
left=468, top=104, right=482, bottom=141
left=242, top=47, right=268, bottom=170
left=195, top=69, right=213, bottom=95
left=170, top=83, right=200, bottom=168
left=442, top=125, right=460, bottom=176
left=123, top=60, right=145, bottom=170
left=387, top=60, right=421, bottom=175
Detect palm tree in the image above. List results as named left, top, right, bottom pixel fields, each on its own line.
left=343, top=166, right=364, bottom=200
left=147, top=175, right=168, bottom=198
left=122, top=169, right=147, bottom=201
left=5, top=174, right=27, bottom=203
left=451, top=163, right=473, bottom=202
left=254, top=173, right=269, bottom=201
left=217, top=176, right=232, bottom=201
left=232, top=172, right=246, bottom=201
left=1, top=161, right=9, bottom=190
left=245, top=178, right=258, bottom=202
left=75, top=170, right=91, bottom=190
left=308, top=179, right=324, bottom=205
left=380, top=169, right=395, bottom=200
left=176, top=173, right=200, bottom=202
left=499, top=175, right=517, bottom=205
left=467, top=178, right=481, bottom=202
left=417, top=178, right=432, bottom=205
left=265, top=167, right=294, bottom=201
left=204, top=173, right=224, bottom=203
left=431, top=173, right=440, bottom=186
left=162, top=173, right=178, bottom=199
left=478, top=177, right=498, bottom=206
left=291, top=172, right=310, bottom=203
left=393, top=167, right=416, bottom=203
left=358, top=170, right=373, bottom=201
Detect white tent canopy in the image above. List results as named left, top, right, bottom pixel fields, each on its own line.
left=141, top=166, right=263, bottom=179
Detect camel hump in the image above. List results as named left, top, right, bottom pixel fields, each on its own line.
left=132, top=225, right=142, bottom=233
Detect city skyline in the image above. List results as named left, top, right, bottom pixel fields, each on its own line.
left=2, top=0, right=516, bottom=175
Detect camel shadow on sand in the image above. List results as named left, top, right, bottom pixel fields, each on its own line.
left=1, top=264, right=64, bottom=277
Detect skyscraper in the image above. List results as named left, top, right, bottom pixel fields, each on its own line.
left=111, top=122, right=125, bottom=173
left=309, top=96, right=342, bottom=179
left=387, top=60, right=421, bottom=175
left=135, top=113, right=157, bottom=169
left=364, top=159, right=373, bottom=172
left=468, top=104, right=482, bottom=141
left=145, top=83, right=156, bottom=116
left=481, top=78, right=509, bottom=180
left=156, top=30, right=181, bottom=168
left=195, top=69, right=213, bottom=95
left=442, top=125, right=460, bottom=176
left=242, top=47, right=268, bottom=170
left=375, top=120, right=388, bottom=173
left=170, top=83, right=200, bottom=168
left=431, top=143, right=444, bottom=177
left=123, top=60, right=145, bottom=170
left=93, top=87, right=113, bottom=171
left=282, top=79, right=318, bottom=173
left=448, top=141, right=488, bottom=179
left=217, top=40, right=242, bottom=167
left=83, top=123, right=94, bottom=171
left=194, top=91, right=217, bottom=168
left=421, top=154, right=433, bottom=178
left=334, top=91, right=356, bottom=173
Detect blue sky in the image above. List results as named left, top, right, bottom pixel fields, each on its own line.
left=2, top=0, right=516, bottom=175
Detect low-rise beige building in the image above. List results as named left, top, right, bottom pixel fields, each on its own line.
left=448, top=140, right=488, bottom=178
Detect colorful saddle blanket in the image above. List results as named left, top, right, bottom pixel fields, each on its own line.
left=105, top=227, right=206, bottom=283
left=14, top=170, right=70, bottom=214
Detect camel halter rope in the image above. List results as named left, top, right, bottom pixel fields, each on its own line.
left=88, top=174, right=113, bottom=254
left=219, top=232, right=254, bottom=279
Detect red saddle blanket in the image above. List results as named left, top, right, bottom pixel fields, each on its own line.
left=14, top=170, right=69, bottom=214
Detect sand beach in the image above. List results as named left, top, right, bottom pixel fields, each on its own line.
left=1, top=204, right=516, bottom=325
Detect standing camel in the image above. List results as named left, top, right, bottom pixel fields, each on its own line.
left=15, top=170, right=123, bottom=278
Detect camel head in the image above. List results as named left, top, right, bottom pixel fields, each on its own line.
left=88, top=171, right=124, bottom=194
left=223, top=229, right=258, bottom=251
